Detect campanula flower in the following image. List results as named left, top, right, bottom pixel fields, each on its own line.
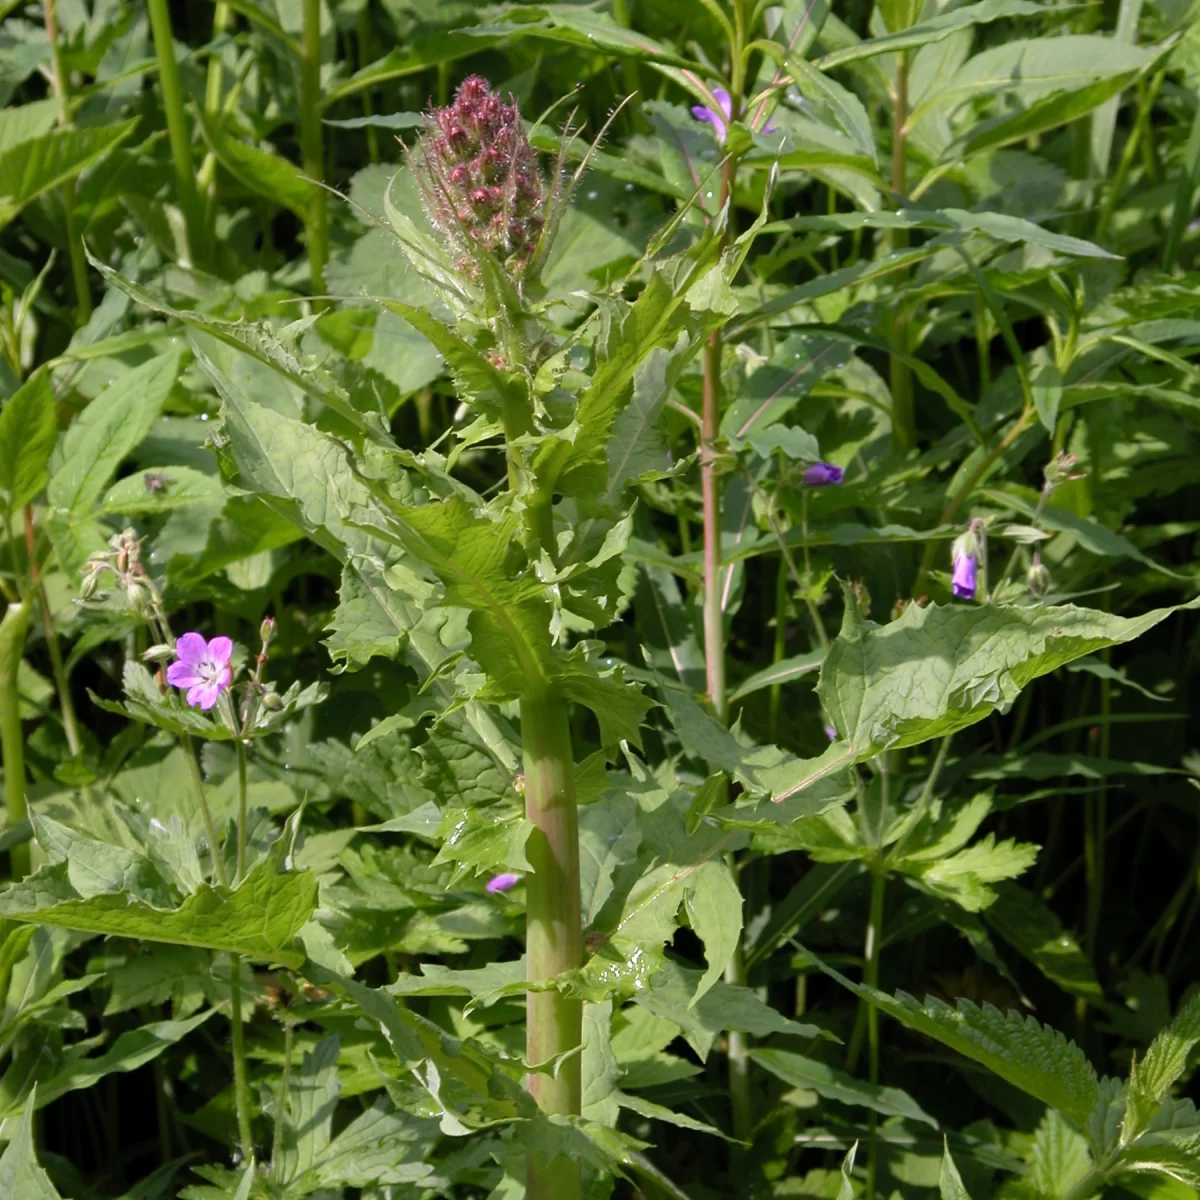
left=802, top=461, right=844, bottom=486
left=486, top=872, right=521, bottom=894
left=167, top=633, right=233, bottom=711
left=951, top=550, right=977, bottom=600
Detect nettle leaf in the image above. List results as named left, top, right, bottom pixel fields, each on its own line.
left=984, top=883, right=1103, bottom=1004
left=0, top=368, right=57, bottom=510
left=811, top=953, right=1101, bottom=1125
left=1029, top=1108, right=1093, bottom=1199
left=0, top=1087, right=59, bottom=1198
left=751, top=1047, right=938, bottom=1127
left=632, top=962, right=824, bottom=1060
left=818, top=586, right=1200, bottom=763
left=1125, top=992, right=1200, bottom=1142
left=0, top=855, right=317, bottom=968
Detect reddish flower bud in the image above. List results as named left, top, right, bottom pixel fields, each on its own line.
left=411, top=76, right=548, bottom=283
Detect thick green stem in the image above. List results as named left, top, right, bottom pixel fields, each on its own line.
left=0, top=602, right=31, bottom=879
left=864, top=869, right=886, bottom=1200
left=146, top=0, right=204, bottom=263
left=522, top=689, right=582, bottom=1200
left=299, top=0, right=328, bottom=302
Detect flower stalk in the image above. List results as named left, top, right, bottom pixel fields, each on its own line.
left=299, top=0, right=328, bottom=302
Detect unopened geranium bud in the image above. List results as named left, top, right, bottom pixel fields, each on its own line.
left=1027, top=557, right=1051, bottom=599
left=411, top=76, right=547, bottom=282
left=260, top=616, right=276, bottom=646
left=142, top=643, right=175, bottom=663
left=1044, top=451, right=1085, bottom=492
left=261, top=692, right=282, bottom=711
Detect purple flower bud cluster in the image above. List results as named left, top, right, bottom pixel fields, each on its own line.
left=412, top=76, right=546, bottom=281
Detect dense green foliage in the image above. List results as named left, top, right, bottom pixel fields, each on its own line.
left=2, top=0, right=1200, bottom=1196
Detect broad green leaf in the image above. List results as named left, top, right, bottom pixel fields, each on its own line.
left=1033, top=362, right=1064, bottom=433
left=984, top=883, right=1103, bottom=1003
left=766, top=208, right=1118, bottom=260
left=633, top=962, right=824, bottom=1060
left=0, top=1086, right=59, bottom=1198
left=909, top=835, right=1039, bottom=912
left=459, top=5, right=696, bottom=68
left=818, top=585, right=1200, bottom=763
left=910, top=36, right=1158, bottom=127
left=99, top=466, right=225, bottom=515
left=1126, top=992, right=1200, bottom=1141
left=0, top=856, right=317, bottom=968
left=940, top=1140, right=974, bottom=1200
left=810, top=953, right=1101, bottom=1125
left=91, top=259, right=383, bottom=442
left=786, top=55, right=877, bottom=163
left=47, top=349, right=183, bottom=516
left=684, top=858, right=742, bottom=1005
left=0, top=99, right=58, bottom=155
left=24, top=1009, right=214, bottom=1113
left=0, top=368, right=56, bottom=510
left=1029, top=1108, right=1093, bottom=1198
left=312, top=1098, right=438, bottom=1188
left=816, top=0, right=1046, bottom=68
left=0, top=118, right=136, bottom=228
left=751, top=1047, right=938, bottom=1126
left=730, top=649, right=824, bottom=702
left=195, top=108, right=315, bottom=220
left=276, top=1035, right=340, bottom=1184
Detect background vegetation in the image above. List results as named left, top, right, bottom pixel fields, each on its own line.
left=2, top=0, right=1200, bottom=1197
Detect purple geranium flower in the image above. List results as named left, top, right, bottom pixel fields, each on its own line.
left=486, top=872, right=521, bottom=894
left=802, top=461, right=844, bottom=487
left=692, top=87, right=734, bottom=143
left=692, top=88, right=778, bottom=143
left=166, top=633, right=233, bottom=711
left=951, top=550, right=977, bottom=600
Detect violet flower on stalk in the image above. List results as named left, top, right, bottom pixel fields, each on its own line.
left=167, top=633, right=233, bottom=710
left=691, top=87, right=777, bottom=144
left=803, top=461, right=844, bottom=487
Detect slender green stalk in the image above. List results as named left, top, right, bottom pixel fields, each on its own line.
left=1084, top=652, right=1111, bottom=963
left=864, top=869, right=886, bottom=1200
left=889, top=52, right=915, bottom=452
left=724, top=882, right=752, bottom=1146
left=235, top=739, right=248, bottom=884
left=356, top=12, right=380, bottom=164
left=299, top=0, right=329, bottom=302
left=768, top=554, right=788, bottom=742
left=0, top=601, right=31, bottom=879
left=146, top=0, right=204, bottom=263
left=227, top=740, right=254, bottom=1156
left=1164, top=97, right=1200, bottom=270
left=271, top=1019, right=294, bottom=1178
left=197, top=3, right=232, bottom=217
left=229, top=961, right=253, bottom=1157
left=522, top=688, right=582, bottom=1200
left=42, top=0, right=91, bottom=323
left=182, top=733, right=228, bottom=888
left=701, top=325, right=728, bottom=723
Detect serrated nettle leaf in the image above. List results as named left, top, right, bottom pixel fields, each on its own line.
left=0, top=854, right=317, bottom=967
left=1029, top=1107, right=1094, bottom=1199
left=940, top=1139, right=974, bottom=1200
left=1125, top=992, right=1200, bottom=1142
left=818, top=585, right=1200, bottom=762
left=810, top=951, right=1101, bottom=1125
